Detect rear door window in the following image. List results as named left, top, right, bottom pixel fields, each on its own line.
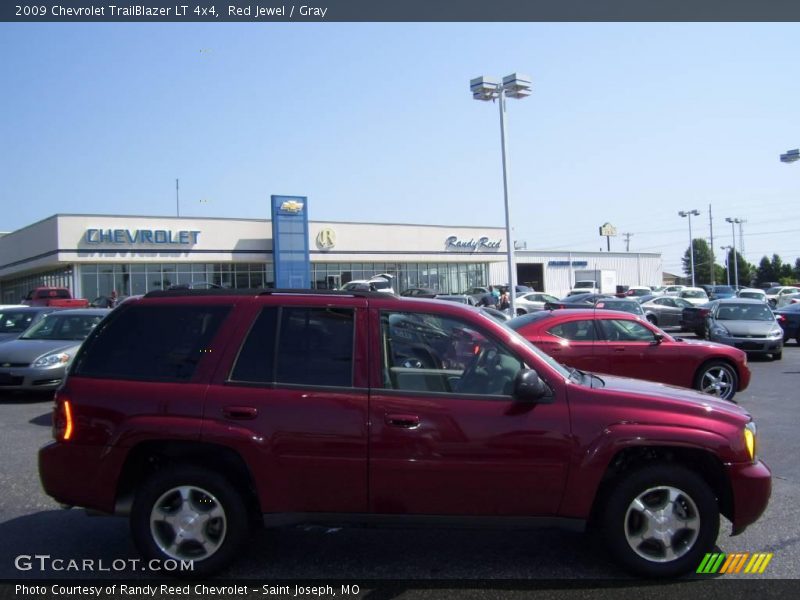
left=231, top=306, right=355, bottom=388
left=73, top=305, right=230, bottom=381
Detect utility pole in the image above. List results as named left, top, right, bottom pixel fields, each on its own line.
left=708, top=204, right=715, bottom=285
left=176, top=179, right=180, bottom=217
left=623, top=233, right=633, bottom=252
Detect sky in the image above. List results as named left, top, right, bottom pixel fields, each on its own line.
left=1, top=22, right=799, bottom=275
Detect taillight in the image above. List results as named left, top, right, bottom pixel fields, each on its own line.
left=52, top=391, right=74, bottom=442
left=776, top=315, right=786, bottom=324
left=700, top=309, right=710, bottom=317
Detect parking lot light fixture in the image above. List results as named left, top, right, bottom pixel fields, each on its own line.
left=470, top=73, right=532, bottom=316
left=679, top=210, right=701, bottom=287
left=725, top=217, right=741, bottom=288
left=779, top=148, right=800, bottom=163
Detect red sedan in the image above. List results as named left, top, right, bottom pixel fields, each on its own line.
left=509, top=309, right=750, bottom=401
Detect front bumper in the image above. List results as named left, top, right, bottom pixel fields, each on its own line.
left=709, top=334, right=783, bottom=355
left=0, top=365, right=66, bottom=391
left=726, top=459, right=772, bottom=535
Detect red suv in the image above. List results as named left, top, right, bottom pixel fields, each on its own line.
left=39, top=290, right=771, bottom=577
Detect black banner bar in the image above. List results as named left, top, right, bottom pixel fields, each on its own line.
left=3, top=1, right=800, bottom=23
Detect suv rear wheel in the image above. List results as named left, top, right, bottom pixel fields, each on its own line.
left=131, top=466, right=249, bottom=576
left=601, top=465, right=719, bottom=577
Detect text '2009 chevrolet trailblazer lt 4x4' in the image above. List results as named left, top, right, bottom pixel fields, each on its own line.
left=39, top=289, right=771, bottom=577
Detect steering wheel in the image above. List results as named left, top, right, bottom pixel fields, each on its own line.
left=455, top=345, right=496, bottom=393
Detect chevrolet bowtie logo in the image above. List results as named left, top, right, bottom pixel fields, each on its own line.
left=279, top=200, right=304, bottom=214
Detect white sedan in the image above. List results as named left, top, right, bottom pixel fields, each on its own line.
left=514, top=292, right=560, bottom=314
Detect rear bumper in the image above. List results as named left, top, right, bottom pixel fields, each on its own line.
left=726, top=459, right=771, bottom=535
left=39, top=441, right=122, bottom=514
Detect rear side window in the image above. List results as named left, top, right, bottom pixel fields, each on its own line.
left=73, top=305, right=229, bottom=381
left=231, top=306, right=355, bottom=388
left=548, top=320, right=597, bottom=341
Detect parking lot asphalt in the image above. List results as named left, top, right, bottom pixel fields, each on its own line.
left=0, top=336, right=798, bottom=589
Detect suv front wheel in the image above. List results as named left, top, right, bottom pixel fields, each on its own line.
left=601, top=465, right=719, bottom=577
left=131, top=466, right=249, bottom=576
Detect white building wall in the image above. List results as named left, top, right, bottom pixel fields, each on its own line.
left=515, top=251, right=662, bottom=298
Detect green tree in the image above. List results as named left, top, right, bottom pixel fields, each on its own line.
left=682, top=239, right=715, bottom=285
left=722, top=248, right=752, bottom=286
left=794, top=258, right=800, bottom=281
left=756, top=255, right=778, bottom=285
left=771, top=254, right=784, bottom=278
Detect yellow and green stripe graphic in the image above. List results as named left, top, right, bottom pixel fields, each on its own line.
left=696, top=552, right=773, bottom=574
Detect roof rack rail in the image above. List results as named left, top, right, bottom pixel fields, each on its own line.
left=143, top=288, right=393, bottom=299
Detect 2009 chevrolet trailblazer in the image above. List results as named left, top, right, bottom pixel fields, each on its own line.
left=39, top=289, right=771, bottom=577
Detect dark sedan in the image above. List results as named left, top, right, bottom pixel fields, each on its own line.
left=400, top=287, right=439, bottom=298
left=775, top=303, right=800, bottom=345
left=544, top=293, right=612, bottom=310
left=680, top=301, right=719, bottom=337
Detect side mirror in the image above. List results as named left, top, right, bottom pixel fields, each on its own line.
left=513, top=369, right=553, bottom=403
left=652, top=333, right=664, bottom=345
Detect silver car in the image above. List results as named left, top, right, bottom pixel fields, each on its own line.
left=639, top=296, right=693, bottom=328
left=0, top=306, right=60, bottom=344
left=706, top=299, right=784, bottom=360
left=0, top=308, right=109, bottom=392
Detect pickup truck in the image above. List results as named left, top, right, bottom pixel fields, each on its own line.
left=22, top=287, right=90, bottom=308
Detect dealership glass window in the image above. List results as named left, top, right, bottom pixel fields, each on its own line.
left=70, top=262, right=274, bottom=298
left=307, top=262, right=489, bottom=295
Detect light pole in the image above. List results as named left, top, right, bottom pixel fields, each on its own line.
left=725, top=217, right=741, bottom=288
left=720, top=245, right=733, bottom=286
left=470, top=73, right=532, bottom=316
left=679, top=209, right=700, bottom=287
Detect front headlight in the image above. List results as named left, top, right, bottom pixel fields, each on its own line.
left=711, top=325, right=729, bottom=336
left=744, top=421, right=757, bottom=462
left=32, top=352, right=70, bottom=368
left=768, top=327, right=783, bottom=338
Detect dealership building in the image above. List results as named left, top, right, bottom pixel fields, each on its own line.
left=0, top=212, right=662, bottom=303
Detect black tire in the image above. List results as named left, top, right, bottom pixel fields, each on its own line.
left=773, top=352, right=782, bottom=361
left=131, top=466, right=250, bottom=577
left=600, top=465, right=719, bottom=578
left=647, top=315, right=657, bottom=325
left=693, top=360, right=738, bottom=401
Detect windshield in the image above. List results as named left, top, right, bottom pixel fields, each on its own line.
left=574, top=281, right=595, bottom=289
left=0, top=310, right=38, bottom=334
left=715, top=304, right=775, bottom=322
left=681, top=290, right=707, bottom=298
left=499, top=319, right=572, bottom=380
left=765, top=287, right=782, bottom=295
left=20, top=313, right=104, bottom=340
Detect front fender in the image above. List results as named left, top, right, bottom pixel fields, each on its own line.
left=558, top=422, right=733, bottom=518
